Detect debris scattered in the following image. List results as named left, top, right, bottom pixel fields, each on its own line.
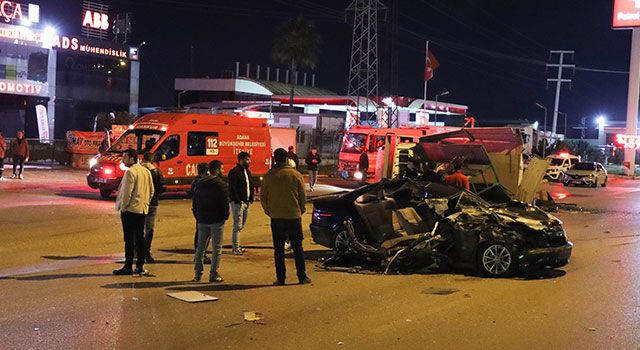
left=132, top=297, right=139, bottom=301
left=167, top=291, right=219, bottom=303
left=588, top=327, right=596, bottom=332
left=463, top=294, right=472, bottom=298
left=604, top=231, right=611, bottom=234
left=34, top=327, right=39, bottom=331
left=243, top=311, right=264, bottom=322
left=337, top=342, right=344, bottom=346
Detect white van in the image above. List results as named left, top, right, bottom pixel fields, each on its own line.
left=545, top=153, right=581, bottom=182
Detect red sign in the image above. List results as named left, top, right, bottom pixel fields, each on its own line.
left=613, top=0, right=640, bottom=28
left=0, top=1, right=22, bottom=23
left=0, top=81, right=43, bottom=95
left=205, top=136, right=219, bottom=155
left=83, top=10, right=109, bottom=30
left=66, top=131, right=105, bottom=154
left=615, top=133, right=640, bottom=149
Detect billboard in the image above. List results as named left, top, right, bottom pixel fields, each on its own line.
left=613, top=0, right=640, bottom=28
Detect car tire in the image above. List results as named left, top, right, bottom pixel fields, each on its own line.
left=333, top=229, right=350, bottom=253
left=99, top=189, right=112, bottom=199
left=601, top=177, right=607, bottom=187
left=591, top=179, right=598, bottom=188
left=477, top=242, right=517, bottom=278
left=563, top=181, right=569, bottom=187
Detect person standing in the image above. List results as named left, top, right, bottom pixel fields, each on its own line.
left=11, top=131, right=29, bottom=180
left=287, top=145, right=299, bottom=169
left=141, top=152, right=166, bottom=263
left=261, top=148, right=311, bottom=286
left=192, top=160, right=229, bottom=283
left=444, top=160, right=470, bottom=190
left=228, top=152, right=253, bottom=255
left=191, top=162, right=211, bottom=263
left=0, top=130, right=6, bottom=180
left=305, top=146, right=321, bottom=191
left=113, top=149, right=154, bottom=276
left=358, top=150, right=369, bottom=183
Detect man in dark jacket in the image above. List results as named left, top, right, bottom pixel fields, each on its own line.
left=227, top=152, right=253, bottom=254
left=261, top=148, right=310, bottom=286
left=287, top=145, right=299, bottom=169
left=191, top=162, right=211, bottom=263
left=192, top=160, right=229, bottom=283
left=305, top=147, right=321, bottom=191
left=141, top=152, right=166, bottom=263
left=11, top=131, right=29, bottom=179
left=0, top=129, right=6, bottom=180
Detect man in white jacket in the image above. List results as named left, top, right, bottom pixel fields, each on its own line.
left=113, top=148, right=154, bottom=276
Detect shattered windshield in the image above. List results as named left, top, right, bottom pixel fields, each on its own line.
left=341, top=133, right=367, bottom=153
left=108, top=130, right=165, bottom=153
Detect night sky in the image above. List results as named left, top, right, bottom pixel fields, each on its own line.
left=41, top=0, right=632, bottom=133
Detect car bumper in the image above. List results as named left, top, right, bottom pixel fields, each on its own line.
left=87, top=174, right=120, bottom=191
left=519, top=242, right=573, bottom=270
left=310, top=224, right=334, bottom=248
left=564, top=177, right=595, bottom=186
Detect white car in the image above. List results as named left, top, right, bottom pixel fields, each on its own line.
left=545, top=153, right=581, bottom=182
left=563, top=162, right=608, bottom=188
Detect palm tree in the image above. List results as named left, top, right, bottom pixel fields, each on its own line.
left=272, top=17, right=320, bottom=112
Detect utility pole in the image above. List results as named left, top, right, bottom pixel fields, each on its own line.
left=546, top=50, right=575, bottom=134
left=346, top=0, right=387, bottom=129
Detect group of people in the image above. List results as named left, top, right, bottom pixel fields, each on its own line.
left=112, top=148, right=311, bottom=285
left=0, top=130, right=30, bottom=180
left=399, top=157, right=470, bottom=191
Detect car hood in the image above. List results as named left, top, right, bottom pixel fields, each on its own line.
left=450, top=200, right=561, bottom=232
left=565, top=169, right=595, bottom=176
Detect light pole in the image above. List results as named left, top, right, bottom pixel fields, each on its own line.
left=535, top=103, right=548, bottom=157
left=434, top=91, right=450, bottom=125
left=558, top=111, right=568, bottom=137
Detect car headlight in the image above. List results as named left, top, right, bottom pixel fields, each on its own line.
left=354, top=171, right=363, bottom=180
left=89, top=158, right=98, bottom=168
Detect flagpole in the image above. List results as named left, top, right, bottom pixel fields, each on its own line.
left=423, top=40, right=429, bottom=125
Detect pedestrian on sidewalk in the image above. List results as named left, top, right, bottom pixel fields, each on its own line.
left=287, top=145, right=299, bottom=169
left=141, top=152, right=166, bottom=263
left=261, top=148, right=311, bottom=286
left=11, top=131, right=29, bottom=180
left=113, top=149, right=154, bottom=276
left=0, top=129, right=6, bottom=180
left=228, top=151, right=253, bottom=255
left=305, top=146, right=321, bottom=191
left=192, top=160, right=229, bottom=283
left=191, top=162, right=211, bottom=264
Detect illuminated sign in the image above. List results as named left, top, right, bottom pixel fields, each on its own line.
left=613, top=0, right=640, bottom=28
left=83, top=10, right=109, bottom=30
left=615, top=133, right=640, bottom=149
left=0, top=80, right=46, bottom=96
left=0, top=1, right=39, bottom=24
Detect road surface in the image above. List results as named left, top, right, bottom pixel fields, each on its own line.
left=0, top=168, right=638, bottom=349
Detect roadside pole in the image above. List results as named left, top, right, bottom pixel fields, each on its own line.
left=624, top=28, right=640, bottom=176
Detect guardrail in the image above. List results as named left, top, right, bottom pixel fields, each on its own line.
left=2, top=138, right=69, bottom=166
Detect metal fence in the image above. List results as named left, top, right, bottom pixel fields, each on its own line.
left=2, top=138, right=69, bottom=166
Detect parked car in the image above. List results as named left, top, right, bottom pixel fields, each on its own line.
left=310, top=179, right=572, bottom=277
left=545, top=153, right=581, bottom=182
left=563, top=162, right=607, bottom=187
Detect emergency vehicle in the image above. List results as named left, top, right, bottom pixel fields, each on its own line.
left=87, top=112, right=271, bottom=198
left=337, top=126, right=455, bottom=182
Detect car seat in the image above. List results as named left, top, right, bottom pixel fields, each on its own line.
left=381, top=207, right=433, bottom=250
left=354, top=193, right=397, bottom=244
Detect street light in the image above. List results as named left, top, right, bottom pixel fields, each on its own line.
left=596, top=115, right=606, bottom=128
left=434, top=91, right=450, bottom=125
left=535, top=103, right=548, bottom=157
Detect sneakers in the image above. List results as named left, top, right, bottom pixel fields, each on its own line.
left=273, top=279, right=285, bottom=286
left=18, top=174, right=23, bottom=180
left=299, top=277, right=312, bottom=285
left=133, top=267, right=148, bottom=276
left=112, top=267, right=133, bottom=275
left=232, top=247, right=246, bottom=255
left=10, top=174, right=16, bottom=179
left=209, top=275, right=224, bottom=283
left=192, top=275, right=201, bottom=282
left=284, top=241, right=292, bottom=251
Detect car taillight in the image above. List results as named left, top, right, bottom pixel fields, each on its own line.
left=103, top=168, right=113, bottom=175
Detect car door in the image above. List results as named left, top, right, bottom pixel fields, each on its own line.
left=596, top=163, right=606, bottom=183
left=154, top=134, right=183, bottom=186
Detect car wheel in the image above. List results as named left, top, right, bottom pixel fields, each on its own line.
left=478, top=243, right=516, bottom=277
left=99, top=189, right=112, bottom=199
left=333, top=229, right=350, bottom=253
left=601, top=177, right=607, bottom=187
left=563, top=181, right=569, bottom=187
left=591, top=179, right=598, bottom=188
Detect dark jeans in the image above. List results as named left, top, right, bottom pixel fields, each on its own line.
left=121, top=211, right=147, bottom=269
left=12, top=156, right=24, bottom=176
left=144, top=206, right=158, bottom=258
left=271, top=218, right=307, bottom=282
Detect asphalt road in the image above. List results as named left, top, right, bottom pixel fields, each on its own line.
left=0, top=168, right=639, bottom=349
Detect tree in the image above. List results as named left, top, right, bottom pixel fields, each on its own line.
left=272, top=17, right=320, bottom=112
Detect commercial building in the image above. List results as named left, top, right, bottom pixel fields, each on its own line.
left=0, top=1, right=139, bottom=141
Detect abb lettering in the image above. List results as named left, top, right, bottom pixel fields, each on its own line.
left=83, top=10, right=109, bottom=30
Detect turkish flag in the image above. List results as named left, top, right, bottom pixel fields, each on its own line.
left=424, top=50, right=439, bottom=81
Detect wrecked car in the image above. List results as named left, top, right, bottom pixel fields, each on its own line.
left=310, top=179, right=572, bottom=277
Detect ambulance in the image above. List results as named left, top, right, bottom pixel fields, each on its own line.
left=87, top=112, right=271, bottom=198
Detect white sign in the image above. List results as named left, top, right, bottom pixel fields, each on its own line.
left=35, top=104, right=49, bottom=142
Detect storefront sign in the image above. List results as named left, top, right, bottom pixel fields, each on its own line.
left=83, top=10, right=109, bottom=30
left=0, top=79, right=46, bottom=96
left=0, top=2, right=39, bottom=24
left=35, top=104, right=49, bottom=142
left=48, top=34, right=129, bottom=59
left=615, top=133, right=640, bottom=149
left=66, top=130, right=105, bottom=154
left=613, top=0, right=640, bottom=28
left=81, top=1, right=109, bottom=40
